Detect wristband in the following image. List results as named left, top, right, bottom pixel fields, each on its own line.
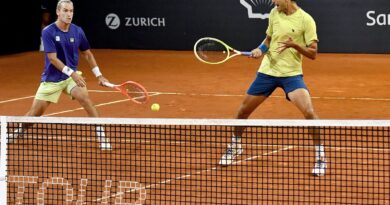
left=62, top=66, right=74, bottom=76
left=258, top=43, right=269, bottom=53
left=92, top=66, right=103, bottom=77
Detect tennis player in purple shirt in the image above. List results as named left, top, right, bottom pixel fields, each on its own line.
left=11, top=0, right=112, bottom=150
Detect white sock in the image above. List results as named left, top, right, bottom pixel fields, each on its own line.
left=315, top=144, right=325, bottom=161
left=96, top=126, right=108, bottom=143
left=232, top=136, right=242, bottom=149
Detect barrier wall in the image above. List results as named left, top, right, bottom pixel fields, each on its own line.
left=1, top=0, right=389, bottom=55
left=76, top=0, right=390, bottom=53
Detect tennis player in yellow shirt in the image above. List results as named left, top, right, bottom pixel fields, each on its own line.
left=219, top=0, right=327, bottom=176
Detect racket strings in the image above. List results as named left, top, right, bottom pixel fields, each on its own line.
left=196, top=40, right=229, bottom=63
left=121, top=84, right=148, bottom=103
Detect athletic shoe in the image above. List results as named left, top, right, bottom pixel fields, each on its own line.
left=100, top=141, right=112, bottom=151
left=312, top=159, right=327, bottom=176
left=219, top=144, right=243, bottom=165
left=97, top=136, right=112, bottom=151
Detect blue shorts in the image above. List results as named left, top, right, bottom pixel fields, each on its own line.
left=247, top=73, right=308, bottom=100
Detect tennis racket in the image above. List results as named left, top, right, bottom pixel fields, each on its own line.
left=194, top=37, right=252, bottom=64
left=103, top=81, right=149, bottom=104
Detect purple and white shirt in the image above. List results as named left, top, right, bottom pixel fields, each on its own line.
left=41, top=23, right=90, bottom=82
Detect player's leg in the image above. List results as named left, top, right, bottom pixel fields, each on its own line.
left=69, top=85, right=99, bottom=117
left=219, top=95, right=268, bottom=165
left=8, top=99, right=52, bottom=143
left=287, top=86, right=327, bottom=176
left=24, top=99, right=51, bottom=130
left=8, top=81, right=60, bottom=143
left=234, top=94, right=268, bottom=136
left=219, top=73, right=275, bottom=165
left=68, top=83, right=112, bottom=150
left=27, top=98, right=51, bottom=116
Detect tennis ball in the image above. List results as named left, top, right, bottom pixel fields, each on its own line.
left=151, top=103, right=160, bottom=111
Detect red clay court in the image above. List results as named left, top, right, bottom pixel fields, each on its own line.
left=1, top=50, right=389, bottom=204
left=1, top=50, right=390, bottom=119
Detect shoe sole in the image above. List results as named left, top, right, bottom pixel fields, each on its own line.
left=312, top=164, right=327, bottom=177
left=218, top=148, right=243, bottom=166
left=100, top=143, right=112, bottom=151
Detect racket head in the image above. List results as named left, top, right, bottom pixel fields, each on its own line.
left=116, top=81, right=149, bottom=104
left=194, top=37, right=232, bottom=64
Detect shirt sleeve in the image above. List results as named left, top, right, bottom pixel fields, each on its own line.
left=42, top=28, right=56, bottom=53
left=266, top=9, right=274, bottom=37
left=78, top=27, right=91, bottom=51
left=304, top=15, right=319, bottom=46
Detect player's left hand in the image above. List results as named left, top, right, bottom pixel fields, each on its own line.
left=276, top=36, right=296, bottom=54
left=71, top=72, right=87, bottom=87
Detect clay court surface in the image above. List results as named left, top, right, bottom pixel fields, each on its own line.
left=1, top=50, right=389, bottom=204
left=1, top=50, right=390, bottom=119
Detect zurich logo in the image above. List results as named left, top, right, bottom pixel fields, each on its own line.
left=240, top=0, right=273, bottom=19
left=105, top=13, right=120, bottom=30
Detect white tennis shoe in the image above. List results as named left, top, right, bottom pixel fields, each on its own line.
left=96, top=126, right=112, bottom=151
left=219, top=144, right=243, bottom=165
left=100, top=141, right=112, bottom=151
left=98, top=136, right=112, bottom=150
left=312, top=159, right=327, bottom=176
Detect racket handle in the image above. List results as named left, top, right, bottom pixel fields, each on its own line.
left=241, top=51, right=252, bottom=56
left=103, top=82, right=115, bottom=88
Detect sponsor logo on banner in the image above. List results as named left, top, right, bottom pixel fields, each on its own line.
left=105, top=13, right=166, bottom=30
left=240, top=0, right=273, bottom=19
left=125, top=17, right=166, bottom=27
left=106, top=13, right=120, bottom=29
left=366, top=11, right=390, bottom=26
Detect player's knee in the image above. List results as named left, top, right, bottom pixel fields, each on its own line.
left=76, top=95, right=92, bottom=105
left=27, top=108, right=43, bottom=117
left=73, top=90, right=88, bottom=100
left=236, top=107, right=251, bottom=119
left=304, top=108, right=318, bottom=119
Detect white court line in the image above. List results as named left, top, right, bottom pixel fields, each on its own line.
left=43, top=93, right=161, bottom=116
left=92, top=145, right=296, bottom=203
left=231, top=145, right=295, bottom=165
left=0, top=96, right=35, bottom=104
left=89, top=90, right=390, bottom=101
left=2, top=91, right=390, bottom=105
left=137, top=91, right=390, bottom=101
left=90, top=142, right=389, bottom=203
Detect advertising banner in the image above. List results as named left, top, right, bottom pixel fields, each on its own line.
left=76, top=0, right=390, bottom=53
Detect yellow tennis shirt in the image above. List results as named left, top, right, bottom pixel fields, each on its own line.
left=259, top=8, right=318, bottom=77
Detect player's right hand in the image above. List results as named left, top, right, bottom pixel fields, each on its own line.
left=97, top=76, right=109, bottom=87
left=251, top=48, right=263, bottom=58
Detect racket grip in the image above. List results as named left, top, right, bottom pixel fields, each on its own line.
left=241, top=51, right=252, bottom=56
left=103, top=82, right=115, bottom=88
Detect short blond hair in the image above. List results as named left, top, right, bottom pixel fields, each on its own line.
left=57, top=0, right=73, bottom=11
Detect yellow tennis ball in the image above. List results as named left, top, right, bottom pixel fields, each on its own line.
left=151, top=103, right=160, bottom=111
